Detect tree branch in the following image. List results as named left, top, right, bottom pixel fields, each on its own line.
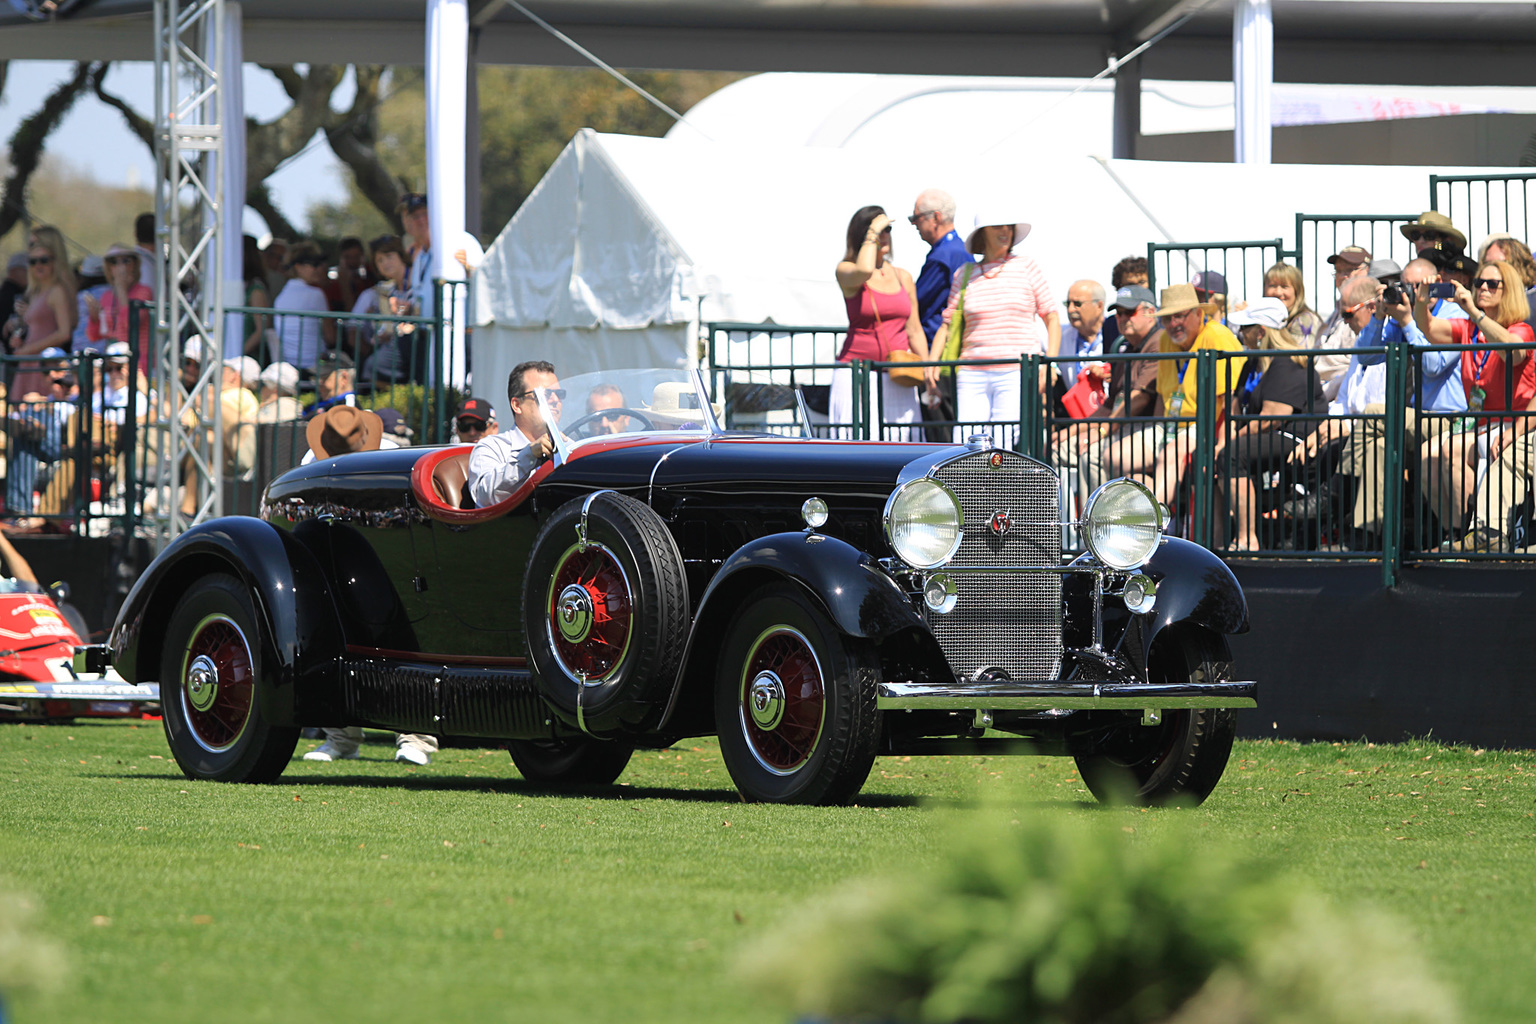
left=0, top=61, right=96, bottom=239
left=91, top=63, right=154, bottom=149
left=247, top=183, right=301, bottom=243
left=324, top=65, right=409, bottom=228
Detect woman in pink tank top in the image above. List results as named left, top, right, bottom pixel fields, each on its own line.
left=8, top=237, right=78, bottom=401
left=830, top=205, right=930, bottom=440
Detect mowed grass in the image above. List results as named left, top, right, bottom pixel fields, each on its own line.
left=1, top=722, right=1534, bottom=1023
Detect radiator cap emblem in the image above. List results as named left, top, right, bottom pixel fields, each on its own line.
left=988, top=451, right=1003, bottom=468
left=989, top=510, right=1012, bottom=537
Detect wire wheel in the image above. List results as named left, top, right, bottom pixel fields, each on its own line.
left=738, top=626, right=826, bottom=776
left=545, top=542, right=634, bottom=684
left=178, top=612, right=256, bottom=753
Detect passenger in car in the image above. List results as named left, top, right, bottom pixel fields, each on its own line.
left=587, top=383, right=629, bottom=434
left=467, top=359, right=562, bottom=507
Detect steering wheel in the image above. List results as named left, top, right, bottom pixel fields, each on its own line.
left=561, top=407, right=656, bottom=440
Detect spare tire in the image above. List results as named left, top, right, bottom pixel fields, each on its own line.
left=522, top=491, right=689, bottom=736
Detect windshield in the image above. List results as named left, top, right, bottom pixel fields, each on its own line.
left=533, top=368, right=719, bottom=454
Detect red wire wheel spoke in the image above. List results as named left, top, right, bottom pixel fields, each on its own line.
left=547, top=544, right=634, bottom=682
left=739, top=627, right=826, bottom=775
left=179, top=614, right=255, bottom=752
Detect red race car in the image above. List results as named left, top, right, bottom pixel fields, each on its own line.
left=0, top=540, right=159, bottom=723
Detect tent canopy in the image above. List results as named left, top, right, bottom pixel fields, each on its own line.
left=476, top=128, right=1513, bottom=334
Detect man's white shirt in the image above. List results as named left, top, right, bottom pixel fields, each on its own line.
left=468, top=427, right=546, bottom=507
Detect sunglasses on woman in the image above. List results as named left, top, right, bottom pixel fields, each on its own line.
left=28, top=256, right=52, bottom=267
left=1474, top=277, right=1504, bottom=290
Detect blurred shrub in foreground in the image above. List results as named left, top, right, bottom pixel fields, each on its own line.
left=740, top=814, right=1457, bottom=1024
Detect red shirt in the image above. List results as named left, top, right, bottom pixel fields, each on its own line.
left=1453, top=318, right=1536, bottom=413
left=839, top=284, right=912, bottom=362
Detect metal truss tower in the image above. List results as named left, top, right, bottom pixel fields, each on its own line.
left=151, top=0, right=226, bottom=547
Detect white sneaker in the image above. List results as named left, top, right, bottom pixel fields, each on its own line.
left=303, top=742, right=360, bottom=762
left=395, top=746, right=430, bottom=766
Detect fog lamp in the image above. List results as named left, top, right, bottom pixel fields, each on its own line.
left=922, top=573, right=958, bottom=614
left=801, top=496, right=829, bottom=529
left=1122, top=574, right=1157, bottom=614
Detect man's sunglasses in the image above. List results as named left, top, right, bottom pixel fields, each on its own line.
left=516, top=388, right=566, bottom=401
left=456, top=417, right=488, bottom=431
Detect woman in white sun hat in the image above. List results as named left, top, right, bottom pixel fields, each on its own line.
left=931, top=208, right=1059, bottom=444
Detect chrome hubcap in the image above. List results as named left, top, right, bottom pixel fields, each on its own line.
left=186, top=655, right=218, bottom=712
left=747, top=671, right=785, bottom=730
left=556, top=584, right=594, bottom=644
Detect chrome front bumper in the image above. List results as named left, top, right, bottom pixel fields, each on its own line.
left=876, top=680, right=1258, bottom=711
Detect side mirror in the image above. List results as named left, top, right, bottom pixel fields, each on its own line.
left=48, top=580, right=70, bottom=604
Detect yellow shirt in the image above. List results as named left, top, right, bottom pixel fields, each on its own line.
left=1155, top=319, right=1245, bottom=418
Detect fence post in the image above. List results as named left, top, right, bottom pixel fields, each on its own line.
left=1381, top=342, right=1406, bottom=587
left=125, top=301, right=142, bottom=541
left=1193, top=350, right=1219, bottom=549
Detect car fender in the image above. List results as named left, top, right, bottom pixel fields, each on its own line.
left=109, top=517, right=346, bottom=725
left=658, top=531, right=926, bottom=733
left=1132, top=537, right=1249, bottom=667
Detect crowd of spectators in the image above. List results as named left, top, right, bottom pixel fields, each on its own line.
left=0, top=192, right=460, bottom=532
left=839, top=193, right=1536, bottom=553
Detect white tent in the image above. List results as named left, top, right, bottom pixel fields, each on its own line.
left=473, top=126, right=1518, bottom=424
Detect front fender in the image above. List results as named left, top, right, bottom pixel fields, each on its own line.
left=1134, top=537, right=1249, bottom=666
left=109, top=517, right=346, bottom=725
left=658, top=531, right=926, bottom=734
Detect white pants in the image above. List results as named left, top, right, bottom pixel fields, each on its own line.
left=955, top=367, right=1021, bottom=447
left=827, top=364, right=923, bottom=441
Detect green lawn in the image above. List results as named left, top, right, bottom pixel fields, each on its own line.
left=0, top=721, right=1532, bottom=1022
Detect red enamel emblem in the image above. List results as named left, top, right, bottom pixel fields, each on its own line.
left=990, top=510, right=1012, bottom=537
left=988, top=452, right=1003, bottom=468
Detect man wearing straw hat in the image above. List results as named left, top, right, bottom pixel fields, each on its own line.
left=1106, top=283, right=1245, bottom=511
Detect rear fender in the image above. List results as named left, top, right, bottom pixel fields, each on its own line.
left=658, top=531, right=927, bottom=734
left=108, top=518, right=346, bottom=725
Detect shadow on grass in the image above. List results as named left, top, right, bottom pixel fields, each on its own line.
left=97, top=770, right=928, bottom=807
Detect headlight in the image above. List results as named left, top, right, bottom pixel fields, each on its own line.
left=1083, top=479, right=1164, bottom=570
left=883, top=478, right=963, bottom=569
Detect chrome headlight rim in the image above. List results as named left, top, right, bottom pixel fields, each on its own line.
left=882, top=477, right=964, bottom=570
left=1082, top=478, right=1165, bottom=572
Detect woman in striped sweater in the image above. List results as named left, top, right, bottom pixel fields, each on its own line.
left=932, top=211, right=1060, bottom=444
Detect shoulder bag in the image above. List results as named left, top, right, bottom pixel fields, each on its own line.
left=938, top=263, right=975, bottom=379
left=870, top=284, right=926, bottom=388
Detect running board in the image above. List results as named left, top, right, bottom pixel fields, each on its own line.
left=876, top=680, right=1257, bottom=711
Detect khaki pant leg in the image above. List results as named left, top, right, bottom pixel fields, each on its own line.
left=1340, top=414, right=1387, bottom=534
left=397, top=733, right=439, bottom=756
left=1484, top=431, right=1536, bottom=539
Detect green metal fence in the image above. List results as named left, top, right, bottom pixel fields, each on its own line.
left=1146, top=240, right=1283, bottom=311
left=705, top=321, right=1536, bottom=582
left=1431, top=172, right=1536, bottom=250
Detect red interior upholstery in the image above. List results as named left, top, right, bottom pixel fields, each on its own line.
left=410, top=445, right=550, bottom=525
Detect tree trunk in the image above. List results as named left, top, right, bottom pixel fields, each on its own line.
left=0, top=62, right=97, bottom=239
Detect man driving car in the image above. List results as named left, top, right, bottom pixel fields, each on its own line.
left=467, top=360, right=562, bottom=507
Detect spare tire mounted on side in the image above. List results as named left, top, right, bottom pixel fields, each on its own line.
left=522, top=491, right=689, bottom=737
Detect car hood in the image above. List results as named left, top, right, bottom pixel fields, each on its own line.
left=653, top=435, right=948, bottom=494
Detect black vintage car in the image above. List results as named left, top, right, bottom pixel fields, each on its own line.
left=108, top=368, right=1255, bottom=805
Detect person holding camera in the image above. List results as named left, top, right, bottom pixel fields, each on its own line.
left=1412, top=260, right=1534, bottom=544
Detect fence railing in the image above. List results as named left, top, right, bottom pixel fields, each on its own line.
left=704, top=322, right=1536, bottom=581
left=1431, top=172, right=1536, bottom=253
left=1146, top=239, right=1283, bottom=313
left=0, top=349, right=144, bottom=535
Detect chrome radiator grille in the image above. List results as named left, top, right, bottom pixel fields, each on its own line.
left=927, top=451, right=1063, bottom=680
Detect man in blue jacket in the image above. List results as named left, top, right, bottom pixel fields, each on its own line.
left=910, top=189, right=970, bottom=441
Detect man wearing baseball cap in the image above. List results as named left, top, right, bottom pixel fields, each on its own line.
left=1314, top=245, right=1373, bottom=391
left=1061, top=284, right=1167, bottom=513
left=1105, top=283, right=1245, bottom=510
left=453, top=396, right=498, bottom=443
